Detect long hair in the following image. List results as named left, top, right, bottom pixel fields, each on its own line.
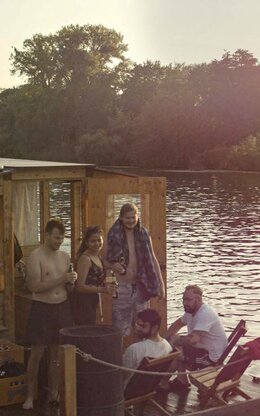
left=77, top=226, right=103, bottom=259
left=120, top=203, right=139, bottom=217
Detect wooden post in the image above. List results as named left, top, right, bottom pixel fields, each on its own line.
left=59, top=344, right=77, bottom=416
left=0, top=196, right=4, bottom=292
left=40, top=181, right=50, bottom=243
left=71, top=181, right=82, bottom=261
left=3, top=176, right=15, bottom=339
left=148, top=178, right=167, bottom=335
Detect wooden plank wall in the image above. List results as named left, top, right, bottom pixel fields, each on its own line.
left=40, top=181, right=50, bottom=243
left=3, top=177, right=15, bottom=339
left=11, top=167, right=87, bottom=181
left=87, top=176, right=167, bottom=339
left=0, top=176, right=3, bottom=197
left=71, top=181, right=83, bottom=261
left=147, top=178, right=167, bottom=335
left=0, top=196, right=4, bottom=329
left=0, top=197, right=4, bottom=293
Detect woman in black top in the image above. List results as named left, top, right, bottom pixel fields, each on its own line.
left=72, top=226, right=113, bottom=324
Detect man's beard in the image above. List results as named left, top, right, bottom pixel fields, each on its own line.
left=184, top=305, right=195, bottom=314
left=136, top=329, right=153, bottom=339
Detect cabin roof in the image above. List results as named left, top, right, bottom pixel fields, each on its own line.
left=0, top=157, right=137, bottom=177
left=0, top=157, right=95, bottom=169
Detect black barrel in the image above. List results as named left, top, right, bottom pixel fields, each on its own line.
left=59, top=325, right=124, bottom=416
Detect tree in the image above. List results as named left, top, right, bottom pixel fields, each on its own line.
left=121, top=60, right=172, bottom=114
left=5, top=24, right=130, bottom=161
left=75, top=129, right=128, bottom=165
left=11, top=24, right=128, bottom=89
left=193, top=49, right=260, bottom=148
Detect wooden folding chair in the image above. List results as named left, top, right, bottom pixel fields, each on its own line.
left=189, top=345, right=252, bottom=409
left=124, top=349, right=180, bottom=416
left=216, top=319, right=247, bottom=365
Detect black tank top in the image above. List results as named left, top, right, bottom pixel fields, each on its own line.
left=85, top=257, right=106, bottom=286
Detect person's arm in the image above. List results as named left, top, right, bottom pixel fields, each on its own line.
left=166, top=317, right=186, bottom=343
left=175, top=330, right=206, bottom=347
left=167, top=314, right=207, bottom=347
left=103, top=258, right=125, bottom=275
left=149, top=237, right=165, bottom=299
left=27, top=252, right=76, bottom=293
left=75, top=255, right=109, bottom=294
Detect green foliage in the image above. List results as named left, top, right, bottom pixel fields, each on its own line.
left=228, top=134, right=260, bottom=171
left=1, top=36, right=260, bottom=171
left=11, top=24, right=128, bottom=89
left=2, top=24, right=129, bottom=161
left=75, top=129, right=128, bottom=165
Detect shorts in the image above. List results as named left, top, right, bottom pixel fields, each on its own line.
left=112, top=282, right=148, bottom=336
left=27, top=300, right=73, bottom=345
left=182, top=343, right=215, bottom=370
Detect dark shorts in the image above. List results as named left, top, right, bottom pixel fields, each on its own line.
left=183, top=344, right=215, bottom=370
left=27, top=300, right=73, bottom=346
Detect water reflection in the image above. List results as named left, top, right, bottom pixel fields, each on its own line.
left=166, top=171, right=260, bottom=376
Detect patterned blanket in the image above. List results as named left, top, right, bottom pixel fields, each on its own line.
left=106, top=218, right=160, bottom=300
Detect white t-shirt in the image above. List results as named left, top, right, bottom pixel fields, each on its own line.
left=181, top=303, right=228, bottom=362
left=123, top=338, right=172, bottom=387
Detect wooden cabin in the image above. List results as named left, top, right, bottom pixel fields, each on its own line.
left=0, top=157, right=167, bottom=343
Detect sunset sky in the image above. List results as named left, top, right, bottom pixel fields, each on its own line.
left=1, top=0, right=260, bottom=88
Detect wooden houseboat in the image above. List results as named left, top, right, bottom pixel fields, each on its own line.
left=0, top=157, right=259, bottom=416
left=0, top=157, right=167, bottom=342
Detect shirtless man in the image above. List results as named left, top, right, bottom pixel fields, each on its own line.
left=23, top=218, right=77, bottom=410
left=106, top=203, right=165, bottom=337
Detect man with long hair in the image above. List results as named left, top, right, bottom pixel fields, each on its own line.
left=106, top=203, right=165, bottom=337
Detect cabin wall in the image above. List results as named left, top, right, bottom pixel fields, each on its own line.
left=0, top=185, right=4, bottom=330
left=1, top=175, right=14, bottom=338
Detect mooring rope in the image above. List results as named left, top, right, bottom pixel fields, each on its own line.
left=75, top=347, right=248, bottom=377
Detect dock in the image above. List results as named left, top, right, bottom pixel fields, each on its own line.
left=1, top=374, right=259, bottom=416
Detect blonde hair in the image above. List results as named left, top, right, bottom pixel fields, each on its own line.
left=120, top=203, right=138, bottom=217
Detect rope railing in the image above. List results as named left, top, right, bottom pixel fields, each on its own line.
left=75, top=347, right=248, bottom=377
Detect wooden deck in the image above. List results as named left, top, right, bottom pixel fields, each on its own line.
left=1, top=374, right=259, bottom=416
left=148, top=374, right=260, bottom=415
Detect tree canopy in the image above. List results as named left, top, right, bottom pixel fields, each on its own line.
left=0, top=25, right=259, bottom=171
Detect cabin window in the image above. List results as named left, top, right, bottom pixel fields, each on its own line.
left=49, top=181, right=72, bottom=255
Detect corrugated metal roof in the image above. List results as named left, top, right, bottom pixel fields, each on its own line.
left=0, top=157, right=96, bottom=169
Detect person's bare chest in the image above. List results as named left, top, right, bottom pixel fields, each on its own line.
left=40, top=253, right=66, bottom=281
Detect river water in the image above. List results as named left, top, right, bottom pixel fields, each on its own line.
left=165, top=170, right=260, bottom=376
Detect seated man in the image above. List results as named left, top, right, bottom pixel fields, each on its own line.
left=123, top=308, right=172, bottom=388
left=161, top=284, right=228, bottom=391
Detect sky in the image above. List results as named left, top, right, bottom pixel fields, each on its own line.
left=1, top=0, right=260, bottom=89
